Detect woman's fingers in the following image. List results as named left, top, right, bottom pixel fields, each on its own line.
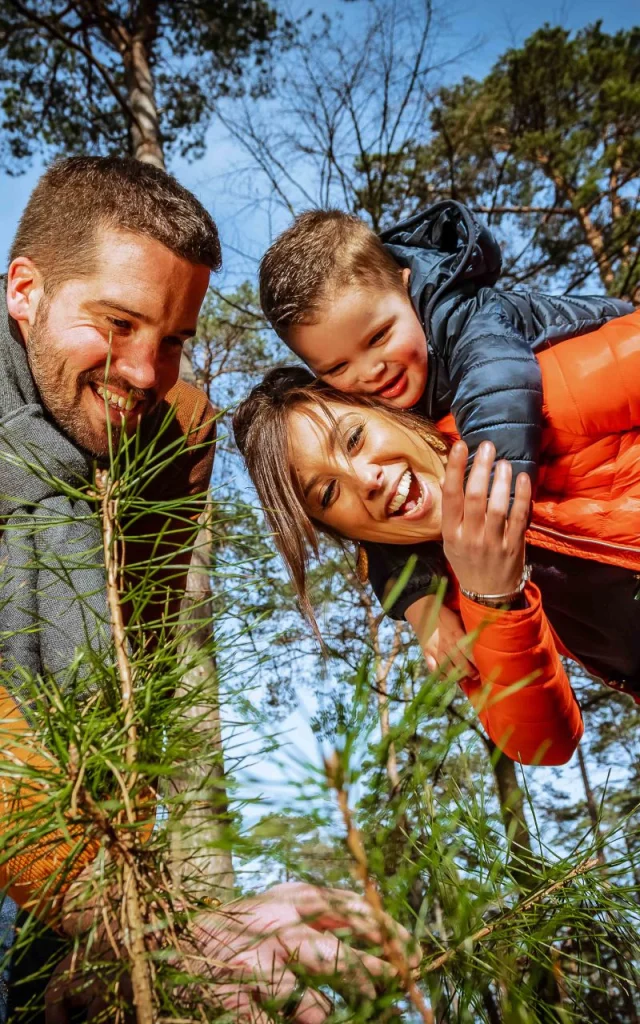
left=441, top=440, right=468, bottom=536
left=289, top=988, right=333, bottom=1023
left=214, top=979, right=282, bottom=1023
left=506, top=472, right=531, bottom=548
left=462, top=442, right=496, bottom=532
left=293, top=933, right=394, bottom=999
left=289, top=883, right=416, bottom=956
left=485, top=460, right=512, bottom=542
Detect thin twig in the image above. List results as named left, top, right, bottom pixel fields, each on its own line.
left=96, top=468, right=155, bottom=1024
left=325, top=752, right=434, bottom=1023
left=424, top=856, right=599, bottom=973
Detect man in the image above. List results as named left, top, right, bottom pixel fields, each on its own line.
left=0, top=157, right=415, bottom=1022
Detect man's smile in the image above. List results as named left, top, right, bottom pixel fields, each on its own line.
left=88, top=380, right=149, bottom=425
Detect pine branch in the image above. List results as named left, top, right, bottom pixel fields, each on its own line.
left=424, top=856, right=599, bottom=973
left=325, top=751, right=434, bottom=1024
left=96, top=467, right=155, bottom=1024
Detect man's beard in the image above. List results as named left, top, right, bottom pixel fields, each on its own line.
left=26, top=300, right=152, bottom=457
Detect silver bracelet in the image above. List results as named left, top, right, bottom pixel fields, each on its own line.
left=459, top=565, right=532, bottom=608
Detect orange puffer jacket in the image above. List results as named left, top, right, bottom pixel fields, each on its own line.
left=441, top=309, right=640, bottom=767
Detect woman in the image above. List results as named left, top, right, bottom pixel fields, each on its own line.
left=234, top=311, right=640, bottom=767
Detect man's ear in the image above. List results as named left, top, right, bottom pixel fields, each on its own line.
left=6, top=257, right=44, bottom=337
left=401, top=266, right=411, bottom=290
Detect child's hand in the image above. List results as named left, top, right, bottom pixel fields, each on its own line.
left=405, top=598, right=478, bottom=679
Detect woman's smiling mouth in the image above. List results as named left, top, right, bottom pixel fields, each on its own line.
left=386, top=468, right=432, bottom=519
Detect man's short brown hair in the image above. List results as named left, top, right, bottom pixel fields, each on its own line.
left=9, top=156, right=222, bottom=291
left=259, top=209, right=403, bottom=341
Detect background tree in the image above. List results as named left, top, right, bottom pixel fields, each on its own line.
left=366, top=22, right=640, bottom=299
left=0, top=0, right=285, bottom=170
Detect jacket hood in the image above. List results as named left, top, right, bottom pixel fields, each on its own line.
left=380, top=200, right=502, bottom=331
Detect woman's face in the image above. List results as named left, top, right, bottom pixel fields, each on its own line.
left=288, top=400, right=447, bottom=544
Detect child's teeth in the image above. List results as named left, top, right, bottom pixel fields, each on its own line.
left=389, top=470, right=412, bottom=514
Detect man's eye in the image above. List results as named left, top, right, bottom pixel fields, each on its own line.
left=346, top=424, right=364, bottom=452
left=320, top=480, right=336, bottom=509
left=107, top=317, right=131, bottom=331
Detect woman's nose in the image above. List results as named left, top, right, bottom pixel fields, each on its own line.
left=356, top=461, right=384, bottom=500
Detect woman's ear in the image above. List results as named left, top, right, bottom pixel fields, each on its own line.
left=401, top=267, right=411, bottom=290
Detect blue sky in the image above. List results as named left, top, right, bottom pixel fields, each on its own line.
left=1, top=0, right=636, bottom=273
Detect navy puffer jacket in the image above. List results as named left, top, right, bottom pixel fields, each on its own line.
left=364, top=200, right=633, bottom=618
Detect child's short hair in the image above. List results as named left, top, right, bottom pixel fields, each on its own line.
left=259, top=209, right=404, bottom=341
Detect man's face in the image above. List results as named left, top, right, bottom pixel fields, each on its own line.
left=289, top=276, right=428, bottom=409
left=12, top=228, right=210, bottom=456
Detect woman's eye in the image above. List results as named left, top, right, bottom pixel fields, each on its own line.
left=320, top=480, right=336, bottom=509
left=107, top=317, right=131, bottom=331
left=346, top=424, right=364, bottom=452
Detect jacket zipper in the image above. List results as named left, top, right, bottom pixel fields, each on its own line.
left=528, top=522, right=640, bottom=557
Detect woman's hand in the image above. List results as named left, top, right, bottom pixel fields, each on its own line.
left=405, top=597, right=478, bottom=679
left=441, top=441, right=531, bottom=598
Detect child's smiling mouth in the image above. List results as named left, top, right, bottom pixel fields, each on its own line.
left=375, top=370, right=408, bottom=400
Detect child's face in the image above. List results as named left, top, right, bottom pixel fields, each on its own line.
left=289, top=271, right=428, bottom=409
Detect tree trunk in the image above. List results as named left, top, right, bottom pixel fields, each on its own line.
left=576, top=744, right=605, bottom=865
left=537, top=155, right=616, bottom=293
left=125, top=36, right=164, bottom=168
left=126, top=30, right=234, bottom=893
left=168, top=504, right=235, bottom=900
left=488, top=744, right=539, bottom=887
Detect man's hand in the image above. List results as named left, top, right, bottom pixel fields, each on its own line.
left=442, top=441, right=531, bottom=598
left=405, top=597, right=478, bottom=679
left=46, top=881, right=421, bottom=1023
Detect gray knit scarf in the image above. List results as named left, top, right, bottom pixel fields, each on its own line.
left=0, top=279, right=109, bottom=694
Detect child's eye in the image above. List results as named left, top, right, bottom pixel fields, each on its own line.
left=346, top=424, right=364, bottom=452
left=320, top=480, right=337, bottom=509
left=369, top=327, right=387, bottom=346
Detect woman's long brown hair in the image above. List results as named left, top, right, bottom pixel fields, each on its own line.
left=233, top=366, right=450, bottom=628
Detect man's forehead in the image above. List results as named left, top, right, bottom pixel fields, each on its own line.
left=74, top=227, right=209, bottom=316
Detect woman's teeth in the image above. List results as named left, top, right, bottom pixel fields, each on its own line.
left=389, top=469, right=411, bottom=513
left=96, top=385, right=137, bottom=412
left=388, top=469, right=424, bottom=517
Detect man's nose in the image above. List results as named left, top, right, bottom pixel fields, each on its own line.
left=113, top=338, right=161, bottom=391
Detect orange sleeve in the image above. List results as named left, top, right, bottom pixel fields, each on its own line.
left=0, top=686, right=99, bottom=921
left=458, top=584, right=584, bottom=766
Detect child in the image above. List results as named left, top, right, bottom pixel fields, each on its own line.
left=258, top=201, right=631, bottom=663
